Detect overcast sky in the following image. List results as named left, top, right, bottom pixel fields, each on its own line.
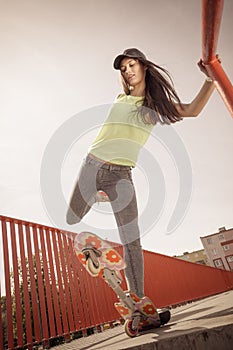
left=1, top=0, right=233, bottom=256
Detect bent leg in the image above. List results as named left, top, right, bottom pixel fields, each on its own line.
left=66, top=158, right=99, bottom=225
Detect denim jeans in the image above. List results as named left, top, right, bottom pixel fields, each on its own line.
left=66, top=154, right=144, bottom=298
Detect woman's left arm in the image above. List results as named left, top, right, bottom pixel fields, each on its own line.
left=175, top=59, right=217, bottom=118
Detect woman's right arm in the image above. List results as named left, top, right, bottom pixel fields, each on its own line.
left=174, top=59, right=217, bottom=118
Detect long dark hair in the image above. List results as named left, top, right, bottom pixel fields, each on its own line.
left=121, top=60, right=183, bottom=125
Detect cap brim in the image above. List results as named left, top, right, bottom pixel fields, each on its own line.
left=113, top=54, right=148, bottom=70
left=113, top=54, right=127, bottom=70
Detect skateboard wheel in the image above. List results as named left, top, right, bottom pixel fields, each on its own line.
left=87, top=258, right=101, bottom=276
left=124, top=319, right=139, bottom=337
left=158, top=309, right=171, bottom=325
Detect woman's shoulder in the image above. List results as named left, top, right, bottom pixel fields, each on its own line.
left=114, top=93, right=144, bottom=104
left=114, top=93, right=126, bottom=102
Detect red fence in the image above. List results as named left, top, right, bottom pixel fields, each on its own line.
left=1, top=215, right=233, bottom=349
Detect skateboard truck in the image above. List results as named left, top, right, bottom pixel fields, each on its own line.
left=102, top=268, right=136, bottom=310
left=102, top=267, right=162, bottom=336
left=82, top=247, right=102, bottom=269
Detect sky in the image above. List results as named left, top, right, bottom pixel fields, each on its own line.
left=1, top=0, right=233, bottom=257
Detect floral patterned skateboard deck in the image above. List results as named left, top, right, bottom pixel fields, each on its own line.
left=74, top=231, right=162, bottom=331
left=115, top=292, right=160, bottom=329
left=75, top=231, right=125, bottom=276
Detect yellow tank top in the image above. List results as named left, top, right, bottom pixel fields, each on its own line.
left=88, top=94, right=154, bottom=167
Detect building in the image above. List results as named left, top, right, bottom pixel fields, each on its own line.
left=174, top=249, right=209, bottom=265
left=200, top=227, right=233, bottom=271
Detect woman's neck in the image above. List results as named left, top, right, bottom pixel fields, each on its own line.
left=129, top=83, right=145, bottom=97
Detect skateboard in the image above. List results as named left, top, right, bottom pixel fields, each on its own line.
left=74, top=231, right=171, bottom=337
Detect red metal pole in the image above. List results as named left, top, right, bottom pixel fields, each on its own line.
left=202, top=0, right=233, bottom=117
left=206, top=58, right=233, bottom=117
left=39, top=227, right=56, bottom=338
left=61, top=232, right=80, bottom=330
left=32, top=225, right=49, bottom=344
left=1, top=219, right=14, bottom=349
left=0, top=281, right=3, bottom=350
left=10, top=221, right=24, bottom=347
left=56, top=232, right=75, bottom=332
left=44, top=228, right=63, bottom=336
left=25, top=224, right=41, bottom=342
left=51, top=231, right=70, bottom=337
left=18, top=222, right=33, bottom=347
left=69, top=238, right=91, bottom=329
left=202, top=0, right=224, bottom=62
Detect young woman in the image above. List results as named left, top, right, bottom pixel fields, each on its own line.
left=66, top=48, right=215, bottom=299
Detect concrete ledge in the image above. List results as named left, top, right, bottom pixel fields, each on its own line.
left=125, top=324, right=233, bottom=350
left=52, top=290, right=233, bottom=350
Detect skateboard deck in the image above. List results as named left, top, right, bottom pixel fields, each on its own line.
left=75, top=231, right=125, bottom=276
left=115, top=293, right=160, bottom=330
left=74, top=231, right=170, bottom=336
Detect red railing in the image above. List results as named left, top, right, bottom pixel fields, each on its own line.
left=1, top=215, right=233, bottom=349
left=202, top=0, right=233, bottom=117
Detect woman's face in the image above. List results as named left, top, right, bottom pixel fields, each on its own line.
left=120, top=58, right=147, bottom=89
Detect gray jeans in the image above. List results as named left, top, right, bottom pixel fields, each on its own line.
left=66, top=154, right=144, bottom=298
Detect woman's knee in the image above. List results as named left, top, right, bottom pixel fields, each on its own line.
left=66, top=209, right=82, bottom=225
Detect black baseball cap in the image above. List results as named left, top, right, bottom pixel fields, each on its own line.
left=113, top=48, right=147, bottom=70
